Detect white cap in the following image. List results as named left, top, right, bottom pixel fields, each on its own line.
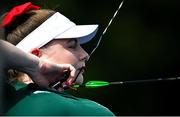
left=16, top=12, right=98, bottom=52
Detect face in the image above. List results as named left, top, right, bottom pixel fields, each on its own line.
left=40, top=38, right=89, bottom=85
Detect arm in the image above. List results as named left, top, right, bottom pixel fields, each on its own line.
left=0, top=40, right=76, bottom=114
left=0, top=40, right=76, bottom=88
left=0, top=40, right=40, bottom=79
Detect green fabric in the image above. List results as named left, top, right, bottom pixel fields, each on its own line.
left=5, top=82, right=115, bottom=116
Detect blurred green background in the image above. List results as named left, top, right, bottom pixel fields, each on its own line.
left=1, top=0, right=180, bottom=115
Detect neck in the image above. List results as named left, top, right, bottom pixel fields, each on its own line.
left=17, top=73, right=33, bottom=84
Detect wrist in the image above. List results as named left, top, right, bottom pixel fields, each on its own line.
left=23, top=54, right=40, bottom=79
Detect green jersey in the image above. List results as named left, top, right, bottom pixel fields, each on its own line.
left=5, top=81, right=115, bottom=116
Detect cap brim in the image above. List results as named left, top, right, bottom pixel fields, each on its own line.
left=54, top=24, right=98, bottom=44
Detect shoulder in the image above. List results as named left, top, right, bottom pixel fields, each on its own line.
left=7, top=90, right=75, bottom=115
left=6, top=84, right=77, bottom=115
left=76, top=97, right=115, bottom=116
left=6, top=84, right=115, bottom=116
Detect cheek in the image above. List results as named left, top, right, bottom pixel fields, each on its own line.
left=52, top=50, right=79, bottom=65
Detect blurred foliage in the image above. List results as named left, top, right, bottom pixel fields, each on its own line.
left=1, top=0, right=180, bottom=115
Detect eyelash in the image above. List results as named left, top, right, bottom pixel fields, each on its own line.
left=68, top=43, right=77, bottom=49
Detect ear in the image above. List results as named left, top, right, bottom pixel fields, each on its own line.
left=31, top=48, right=42, bottom=57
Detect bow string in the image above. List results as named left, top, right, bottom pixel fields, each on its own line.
left=88, top=0, right=124, bottom=60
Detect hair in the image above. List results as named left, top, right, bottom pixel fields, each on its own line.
left=1, top=9, right=56, bottom=83
left=4, top=9, right=56, bottom=45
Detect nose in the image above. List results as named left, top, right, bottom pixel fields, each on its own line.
left=79, top=47, right=89, bottom=62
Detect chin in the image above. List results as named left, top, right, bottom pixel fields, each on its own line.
left=75, top=74, right=84, bottom=85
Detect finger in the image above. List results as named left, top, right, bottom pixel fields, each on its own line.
left=60, top=64, right=76, bottom=78
left=68, top=65, right=76, bottom=78
left=66, top=65, right=76, bottom=85
left=66, top=78, right=74, bottom=86
left=49, top=64, right=76, bottom=88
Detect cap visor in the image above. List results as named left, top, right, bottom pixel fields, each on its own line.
left=54, top=25, right=98, bottom=44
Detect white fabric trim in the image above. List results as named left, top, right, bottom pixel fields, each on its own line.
left=16, top=12, right=75, bottom=52
left=16, top=12, right=98, bottom=53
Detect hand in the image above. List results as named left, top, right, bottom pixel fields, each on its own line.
left=29, top=59, right=76, bottom=90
